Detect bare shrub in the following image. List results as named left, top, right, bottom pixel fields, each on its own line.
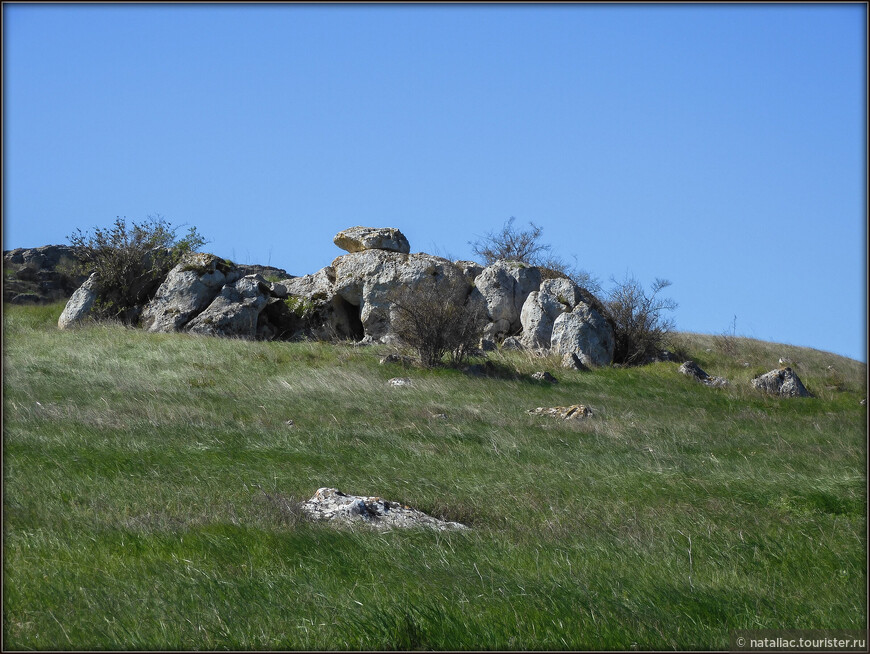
left=605, top=276, right=677, bottom=366
left=713, top=315, right=739, bottom=356
left=67, top=215, right=207, bottom=323
left=389, top=278, right=486, bottom=368
left=470, top=217, right=601, bottom=292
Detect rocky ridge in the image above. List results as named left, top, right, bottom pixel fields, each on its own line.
left=53, top=225, right=618, bottom=365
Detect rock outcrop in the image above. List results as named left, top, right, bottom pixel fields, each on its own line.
left=4, top=245, right=86, bottom=304
left=333, top=226, right=410, bottom=255
left=53, top=225, right=617, bottom=354
left=301, top=487, right=468, bottom=531
left=751, top=367, right=811, bottom=398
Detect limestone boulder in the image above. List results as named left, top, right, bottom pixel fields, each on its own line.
left=470, top=260, right=542, bottom=337
left=331, top=250, right=471, bottom=342
left=751, top=367, right=811, bottom=398
left=140, top=253, right=241, bottom=333
left=550, top=302, right=615, bottom=367
left=57, top=272, right=101, bottom=329
left=333, top=226, right=410, bottom=254
left=185, top=275, right=274, bottom=339
left=520, top=277, right=594, bottom=348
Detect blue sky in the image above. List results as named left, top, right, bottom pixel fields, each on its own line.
left=3, top=3, right=866, bottom=361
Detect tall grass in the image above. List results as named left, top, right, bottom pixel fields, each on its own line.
left=3, top=302, right=866, bottom=649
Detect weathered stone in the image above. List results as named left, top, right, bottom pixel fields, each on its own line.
left=333, top=226, right=410, bottom=254
left=454, top=260, right=484, bottom=283
left=331, top=250, right=470, bottom=342
left=470, top=260, right=542, bottom=337
left=280, top=267, right=364, bottom=341
left=520, top=278, right=593, bottom=348
left=527, top=404, right=593, bottom=420
left=679, top=360, right=710, bottom=381
left=5, top=245, right=86, bottom=304
left=550, top=302, right=614, bottom=367
left=185, top=275, right=273, bottom=339
left=140, top=253, right=241, bottom=333
left=531, top=371, right=558, bottom=384
left=678, top=361, right=728, bottom=388
left=4, top=244, right=79, bottom=270
left=58, top=273, right=101, bottom=329
left=751, top=367, right=811, bottom=398
left=388, top=377, right=413, bottom=387
left=301, top=487, right=468, bottom=531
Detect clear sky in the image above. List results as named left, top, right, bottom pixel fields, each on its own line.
left=3, top=3, right=867, bottom=361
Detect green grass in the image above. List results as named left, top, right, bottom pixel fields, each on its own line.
left=3, top=301, right=866, bottom=650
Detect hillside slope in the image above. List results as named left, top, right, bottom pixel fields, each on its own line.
left=3, top=301, right=866, bottom=650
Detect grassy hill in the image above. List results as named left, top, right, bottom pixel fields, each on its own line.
left=3, top=301, right=866, bottom=650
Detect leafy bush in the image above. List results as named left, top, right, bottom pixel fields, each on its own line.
left=605, top=276, right=677, bottom=366
left=389, top=278, right=485, bottom=367
left=67, top=215, right=207, bottom=323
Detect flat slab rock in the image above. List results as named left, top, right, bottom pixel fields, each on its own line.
left=301, top=488, right=468, bottom=531
left=528, top=404, right=593, bottom=420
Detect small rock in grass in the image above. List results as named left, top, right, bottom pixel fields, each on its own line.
left=527, top=404, right=593, bottom=420
left=388, top=377, right=413, bottom=387
left=301, top=487, right=468, bottom=531
left=531, top=371, right=558, bottom=384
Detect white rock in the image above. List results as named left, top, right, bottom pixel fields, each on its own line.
left=57, top=273, right=101, bottom=329
left=185, top=275, right=272, bottom=339
left=550, top=302, right=614, bottom=367
left=140, top=253, right=241, bottom=333
left=301, top=487, right=468, bottom=531
left=331, top=250, right=470, bottom=342
left=520, top=277, right=593, bottom=348
left=469, top=260, right=542, bottom=337
left=751, top=367, right=811, bottom=398
left=333, top=226, right=410, bottom=254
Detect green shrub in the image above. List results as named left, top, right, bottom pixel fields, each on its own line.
left=67, top=215, right=207, bottom=323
